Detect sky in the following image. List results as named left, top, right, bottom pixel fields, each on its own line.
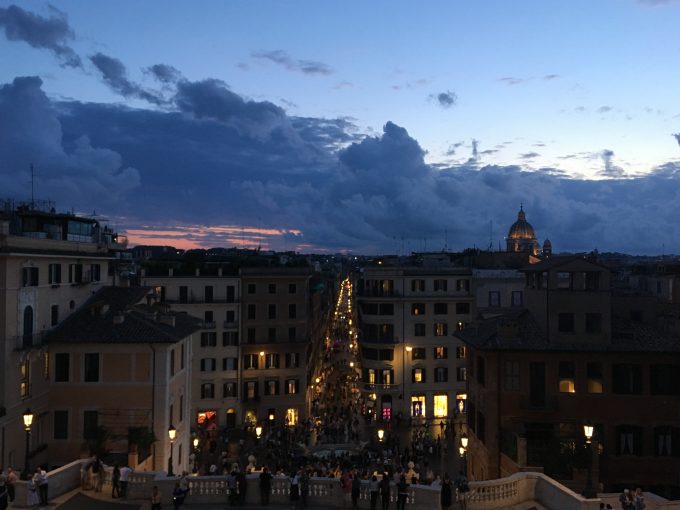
left=1, top=0, right=679, bottom=254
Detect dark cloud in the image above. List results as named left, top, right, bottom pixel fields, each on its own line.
left=599, top=149, right=625, bottom=178
left=0, top=4, right=81, bottom=67
left=672, top=133, right=680, bottom=147
left=520, top=152, right=540, bottom=159
left=431, top=90, right=457, bottom=109
left=498, top=77, right=526, bottom=85
left=252, top=50, right=333, bottom=76
left=543, top=74, right=560, bottom=80
left=90, top=53, right=164, bottom=105
left=146, top=64, right=182, bottom=84
left=597, top=105, right=613, bottom=114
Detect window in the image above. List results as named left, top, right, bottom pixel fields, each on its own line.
left=379, top=349, right=394, bottom=361
left=200, top=358, right=216, bottom=372
left=90, top=263, right=101, bottom=282
left=286, top=352, right=300, bottom=368
left=222, top=357, right=238, bottom=370
left=244, top=381, right=258, bottom=400
left=204, top=311, right=214, bottom=324
left=414, top=323, right=426, bottom=336
left=380, top=369, right=394, bottom=385
left=556, top=272, right=572, bottom=289
left=84, top=353, right=99, bottom=382
left=411, top=279, right=425, bottom=292
left=613, top=364, right=643, bottom=394
left=286, top=379, right=300, bottom=394
left=265, top=353, right=280, bottom=369
left=616, top=425, right=643, bottom=456
left=511, top=291, right=523, bottom=307
left=226, top=310, right=236, bottom=324
left=243, top=354, right=259, bottom=370
left=651, top=365, right=680, bottom=395
left=587, top=363, right=603, bottom=393
left=434, top=303, right=448, bottom=315
left=289, top=304, right=297, bottom=319
left=434, top=367, right=448, bottom=382
left=654, top=426, right=680, bottom=457
left=411, top=395, right=426, bottom=417
left=558, top=362, right=576, bottom=393
left=434, top=323, right=448, bottom=336
left=456, top=302, right=470, bottom=314
left=434, top=346, right=448, bottom=359
left=201, top=383, right=215, bottom=399
left=585, top=313, right=602, bottom=334
left=504, top=361, right=520, bottom=391
left=55, top=353, right=70, bottom=382
left=412, top=368, right=426, bottom=383
left=477, top=356, right=486, bottom=386
left=286, top=408, right=299, bottom=426
left=48, top=263, right=61, bottom=285
left=411, top=348, right=426, bottom=360
left=51, top=304, right=59, bottom=326
left=488, top=291, right=501, bottom=307
left=22, top=267, right=39, bottom=287
left=288, top=327, right=296, bottom=341
left=585, top=272, right=600, bottom=291
left=20, top=359, right=30, bottom=398
left=204, top=286, right=213, bottom=303
left=379, top=303, right=394, bottom=315
left=268, top=283, right=277, bottom=294
left=83, top=410, right=99, bottom=439
left=68, top=263, right=83, bottom=284
left=179, top=395, right=184, bottom=422
left=247, top=328, right=256, bottom=343
left=222, top=331, right=239, bottom=346
left=170, top=349, right=176, bottom=375
left=288, top=283, right=297, bottom=294
left=179, top=286, right=188, bottom=303
left=265, top=380, right=279, bottom=396
left=54, top=410, right=68, bottom=439
left=247, top=283, right=256, bottom=294
left=247, top=304, right=256, bottom=320
left=268, top=304, right=276, bottom=319
left=226, top=285, right=235, bottom=302
left=558, top=313, right=575, bottom=333
left=457, top=367, right=467, bottom=381
left=434, top=279, right=448, bottom=292
left=223, top=382, right=238, bottom=398
left=456, top=346, right=467, bottom=359
left=478, top=412, right=486, bottom=443
left=456, top=279, right=470, bottom=292
left=200, top=332, right=217, bottom=347
left=366, top=368, right=376, bottom=384
left=267, top=328, right=276, bottom=342
left=434, top=395, right=448, bottom=418
left=411, top=303, right=425, bottom=316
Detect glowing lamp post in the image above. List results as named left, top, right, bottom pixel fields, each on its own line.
left=582, top=424, right=596, bottom=498
left=192, top=437, right=199, bottom=473
left=23, top=408, right=34, bottom=479
left=460, top=433, right=468, bottom=476
left=167, top=425, right=177, bottom=476
left=378, top=428, right=385, bottom=442
left=255, top=425, right=263, bottom=439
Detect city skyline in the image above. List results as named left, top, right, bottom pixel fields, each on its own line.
left=1, top=1, right=680, bottom=254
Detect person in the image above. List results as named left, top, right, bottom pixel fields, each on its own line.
left=351, top=472, right=361, bottom=508
left=0, top=475, right=8, bottom=510
left=111, top=464, right=121, bottom=498
left=620, top=488, right=631, bottom=510
left=440, top=473, right=453, bottom=510
left=369, top=474, right=380, bottom=510
left=119, top=464, right=132, bottom=498
left=341, top=471, right=352, bottom=508
left=35, top=466, right=49, bottom=506
left=236, top=468, right=247, bottom=505
left=455, top=471, right=469, bottom=510
left=379, top=471, right=391, bottom=510
left=179, top=472, right=190, bottom=503
left=259, top=466, right=273, bottom=505
left=300, top=468, right=310, bottom=509
left=5, top=468, right=16, bottom=503
left=397, top=475, right=408, bottom=510
left=150, top=486, right=162, bottom=510
left=290, top=470, right=300, bottom=509
left=172, top=482, right=185, bottom=510
left=227, top=470, right=238, bottom=506
left=634, top=487, right=645, bottom=510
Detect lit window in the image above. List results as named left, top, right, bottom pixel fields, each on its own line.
left=434, top=323, right=448, bottom=336
left=434, top=395, right=448, bottom=418
left=411, top=395, right=426, bottom=417
left=286, top=408, right=299, bottom=426
left=559, top=362, right=576, bottom=393
left=587, top=363, right=603, bottom=393
left=368, top=369, right=376, bottom=384
left=412, top=368, right=425, bottom=383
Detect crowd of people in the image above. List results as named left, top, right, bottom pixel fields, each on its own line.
left=618, top=488, right=646, bottom=510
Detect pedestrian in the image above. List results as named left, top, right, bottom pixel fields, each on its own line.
left=454, top=471, right=469, bottom=510
left=227, top=470, right=238, bottom=506
left=35, top=465, right=49, bottom=506
left=0, top=475, right=8, bottom=510
left=379, top=473, right=391, bottom=510
left=111, top=464, right=121, bottom=498
left=259, top=466, right=273, bottom=505
left=369, top=474, right=379, bottom=510
left=237, top=468, right=247, bottom=505
left=351, top=472, right=361, bottom=508
left=620, top=488, right=631, bottom=510
left=341, top=471, right=352, bottom=509
left=440, top=473, right=453, bottom=510
left=150, top=486, right=162, bottom=510
left=26, top=477, right=40, bottom=509
left=119, top=464, right=132, bottom=498
left=4, top=468, right=16, bottom=503
left=300, top=468, right=310, bottom=509
left=172, top=482, right=185, bottom=510
left=397, top=475, right=408, bottom=510
left=634, top=487, right=645, bottom=510
left=290, top=470, right=301, bottom=510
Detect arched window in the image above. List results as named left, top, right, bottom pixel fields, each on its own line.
left=23, top=306, right=34, bottom=348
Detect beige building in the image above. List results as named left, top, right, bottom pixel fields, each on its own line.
left=355, top=266, right=474, bottom=426
left=141, top=269, right=241, bottom=430
left=0, top=202, right=125, bottom=471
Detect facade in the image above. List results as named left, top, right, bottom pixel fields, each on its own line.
left=355, top=266, right=474, bottom=426
left=457, top=256, right=680, bottom=496
left=140, top=269, right=241, bottom=430
left=0, top=201, right=126, bottom=472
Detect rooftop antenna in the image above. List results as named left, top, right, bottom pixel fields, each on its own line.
left=444, top=230, right=448, bottom=252
left=30, top=163, right=35, bottom=209
left=488, top=220, right=493, bottom=251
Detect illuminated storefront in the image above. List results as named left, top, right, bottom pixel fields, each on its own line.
left=434, top=394, right=448, bottom=418
left=411, top=395, right=426, bottom=417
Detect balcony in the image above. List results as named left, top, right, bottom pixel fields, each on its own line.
left=200, top=321, right=216, bottom=329
left=223, top=320, right=239, bottom=328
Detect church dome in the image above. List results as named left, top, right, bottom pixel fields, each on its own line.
left=507, top=206, right=536, bottom=240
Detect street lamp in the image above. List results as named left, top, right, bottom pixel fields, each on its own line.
left=460, top=433, right=468, bottom=476
left=378, top=429, right=385, bottom=442
left=582, top=424, right=596, bottom=498
left=23, top=408, right=34, bottom=479
left=402, top=345, right=412, bottom=418
left=167, top=425, right=176, bottom=476
left=255, top=425, right=263, bottom=439
left=192, top=437, right=199, bottom=473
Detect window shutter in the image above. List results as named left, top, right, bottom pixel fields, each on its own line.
left=295, top=380, right=300, bottom=393
left=411, top=369, right=416, bottom=383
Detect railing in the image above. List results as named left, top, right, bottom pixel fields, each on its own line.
left=224, top=320, right=239, bottom=328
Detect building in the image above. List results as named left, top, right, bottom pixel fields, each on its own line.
left=44, top=287, right=201, bottom=472
left=0, top=200, right=126, bottom=471
left=355, top=265, right=474, bottom=426
left=506, top=205, right=540, bottom=256
left=457, top=256, right=680, bottom=497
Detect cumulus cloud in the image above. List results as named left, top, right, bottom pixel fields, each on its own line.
left=0, top=4, right=81, bottom=67
left=252, top=50, right=333, bottom=75
left=431, top=90, right=457, bottom=109
left=146, top=63, right=182, bottom=83
left=90, top=53, right=164, bottom=105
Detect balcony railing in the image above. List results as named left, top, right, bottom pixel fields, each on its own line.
left=223, top=320, right=239, bottom=328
